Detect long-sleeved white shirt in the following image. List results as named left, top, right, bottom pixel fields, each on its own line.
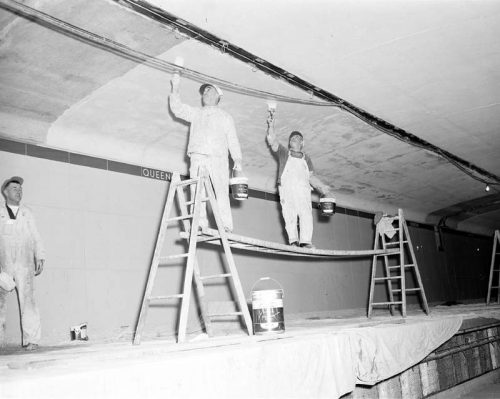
left=169, top=93, right=242, bottom=162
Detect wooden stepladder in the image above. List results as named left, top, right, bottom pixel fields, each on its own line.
left=486, top=230, right=500, bottom=305
left=133, top=167, right=253, bottom=344
left=368, top=209, right=430, bottom=317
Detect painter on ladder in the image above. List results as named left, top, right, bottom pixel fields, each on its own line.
left=0, top=176, right=45, bottom=350
left=169, top=73, right=243, bottom=232
left=266, top=113, right=333, bottom=248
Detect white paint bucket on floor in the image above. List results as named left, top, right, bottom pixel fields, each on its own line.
left=230, top=176, right=248, bottom=200
left=251, top=277, right=285, bottom=335
left=320, top=197, right=336, bottom=216
left=71, top=323, right=88, bottom=341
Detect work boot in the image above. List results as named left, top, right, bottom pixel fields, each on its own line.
left=300, top=243, right=315, bottom=249
left=290, top=241, right=299, bottom=246
left=24, top=343, right=39, bottom=351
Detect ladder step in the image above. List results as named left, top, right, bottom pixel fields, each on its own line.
left=200, top=273, right=232, bottom=281
left=388, top=263, right=415, bottom=270
left=374, top=250, right=400, bottom=257
left=208, top=311, right=243, bottom=317
left=149, top=294, right=183, bottom=301
left=374, top=276, right=402, bottom=281
left=371, top=301, right=403, bottom=306
left=392, top=288, right=422, bottom=293
left=385, top=241, right=408, bottom=246
left=166, top=214, right=194, bottom=222
left=159, top=253, right=189, bottom=263
left=177, top=177, right=200, bottom=187
left=185, top=197, right=210, bottom=206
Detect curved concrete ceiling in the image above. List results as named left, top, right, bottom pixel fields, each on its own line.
left=1, top=0, right=500, bottom=234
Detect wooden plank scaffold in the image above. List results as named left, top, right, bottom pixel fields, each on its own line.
left=179, top=228, right=399, bottom=258
left=486, top=230, right=500, bottom=305
left=368, top=209, right=430, bottom=318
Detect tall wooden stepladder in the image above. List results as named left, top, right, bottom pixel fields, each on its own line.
left=486, top=230, right=500, bottom=305
left=133, top=167, right=253, bottom=344
left=368, top=209, right=430, bottom=317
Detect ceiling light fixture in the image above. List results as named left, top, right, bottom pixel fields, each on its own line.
left=485, top=184, right=491, bottom=192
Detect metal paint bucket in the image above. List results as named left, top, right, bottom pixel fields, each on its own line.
left=70, top=322, right=89, bottom=341
left=319, top=197, right=336, bottom=216
left=230, top=176, right=248, bottom=200
left=251, top=277, right=285, bottom=335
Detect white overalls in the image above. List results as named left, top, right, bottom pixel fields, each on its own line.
left=169, top=94, right=242, bottom=232
left=0, top=205, right=44, bottom=346
left=278, top=153, right=313, bottom=245
left=189, top=153, right=233, bottom=231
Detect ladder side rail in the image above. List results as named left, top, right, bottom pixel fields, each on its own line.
left=368, top=224, right=381, bottom=318
left=381, top=232, right=396, bottom=316
left=177, top=174, right=205, bottom=343
left=496, top=231, right=500, bottom=304
left=202, top=170, right=254, bottom=335
left=398, top=209, right=407, bottom=317
left=487, top=230, right=500, bottom=304
left=133, top=173, right=181, bottom=345
left=401, top=209, right=430, bottom=314
left=175, top=183, right=213, bottom=336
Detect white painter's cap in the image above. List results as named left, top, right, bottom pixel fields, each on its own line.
left=200, top=83, right=223, bottom=97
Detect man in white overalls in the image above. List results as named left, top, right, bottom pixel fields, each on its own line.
left=0, top=176, right=45, bottom=350
left=169, top=74, right=243, bottom=232
left=266, top=115, right=332, bottom=248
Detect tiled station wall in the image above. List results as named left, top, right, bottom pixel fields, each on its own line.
left=0, top=138, right=493, bottom=344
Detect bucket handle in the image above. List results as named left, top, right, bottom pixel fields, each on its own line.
left=250, top=277, right=284, bottom=296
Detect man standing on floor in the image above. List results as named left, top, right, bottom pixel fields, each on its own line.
left=266, top=114, right=333, bottom=248
left=169, top=73, right=243, bottom=232
left=0, top=176, right=45, bottom=350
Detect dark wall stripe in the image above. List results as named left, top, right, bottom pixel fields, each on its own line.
left=69, top=153, right=108, bottom=170
left=0, top=138, right=26, bottom=154
left=108, top=160, right=142, bottom=176
left=26, top=144, right=69, bottom=162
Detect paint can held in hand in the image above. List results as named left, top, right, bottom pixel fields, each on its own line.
left=319, top=197, right=336, bottom=216
left=230, top=176, right=249, bottom=200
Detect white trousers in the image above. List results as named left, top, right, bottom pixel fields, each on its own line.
left=0, top=262, right=41, bottom=346
left=279, top=156, right=313, bottom=244
left=189, top=153, right=233, bottom=231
